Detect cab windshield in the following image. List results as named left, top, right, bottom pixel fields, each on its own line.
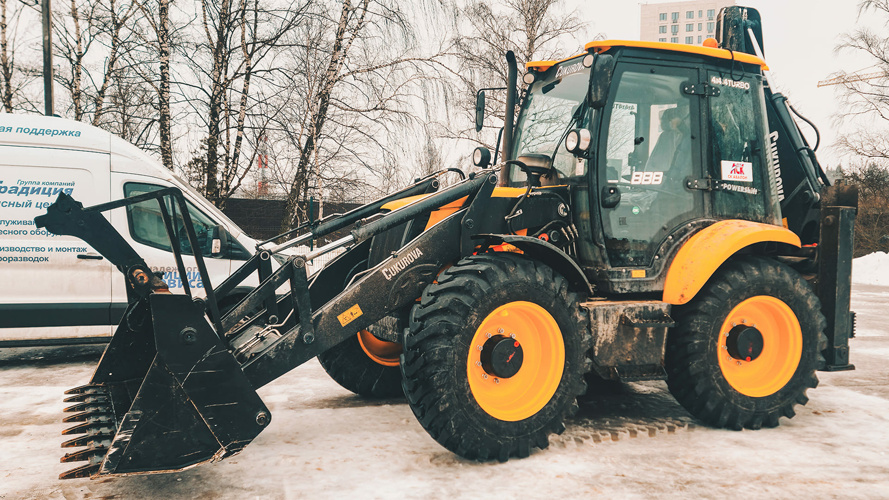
left=510, top=58, right=591, bottom=184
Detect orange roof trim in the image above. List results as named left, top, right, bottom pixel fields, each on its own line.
left=525, top=39, right=769, bottom=73
left=584, top=40, right=768, bottom=70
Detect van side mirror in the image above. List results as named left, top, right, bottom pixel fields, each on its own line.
left=475, top=90, right=486, bottom=132
left=211, top=225, right=229, bottom=256
left=589, top=54, right=615, bottom=109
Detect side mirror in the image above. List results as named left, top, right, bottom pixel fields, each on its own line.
left=475, top=90, right=486, bottom=132
left=211, top=225, right=229, bottom=256
left=588, top=54, right=615, bottom=110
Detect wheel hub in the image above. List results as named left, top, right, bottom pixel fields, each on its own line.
left=480, top=335, right=523, bottom=378
left=726, top=324, right=764, bottom=362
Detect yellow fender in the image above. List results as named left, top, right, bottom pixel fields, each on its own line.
left=663, top=220, right=801, bottom=305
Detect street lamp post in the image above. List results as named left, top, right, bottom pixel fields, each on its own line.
left=40, top=0, right=53, bottom=116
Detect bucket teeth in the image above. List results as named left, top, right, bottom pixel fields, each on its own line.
left=61, top=433, right=113, bottom=449
left=63, top=402, right=107, bottom=413
left=62, top=407, right=113, bottom=423
left=59, top=463, right=101, bottom=480
left=60, top=444, right=108, bottom=463
left=62, top=418, right=113, bottom=436
left=64, top=384, right=107, bottom=396
left=63, top=393, right=109, bottom=404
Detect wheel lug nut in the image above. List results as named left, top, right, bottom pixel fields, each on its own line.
left=476, top=361, right=481, bottom=366
left=510, top=334, right=516, bottom=339
left=494, top=378, right=499, bottom=384
left=477, top=345, right=483, bottom=351
left=486, top=332, right=492, bottom=338
left=482, top=373, right=488, bottom=379
left=498, top=328, right=504, bottom=334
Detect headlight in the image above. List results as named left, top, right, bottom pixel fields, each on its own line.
left=565, top=129, right=591, bottom=154
left=472, top=146, right=492, bottom=168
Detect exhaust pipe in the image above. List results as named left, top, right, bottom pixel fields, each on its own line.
left=499, top=50, right=518, bottom=186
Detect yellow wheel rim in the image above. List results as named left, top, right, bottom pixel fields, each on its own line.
left=357, top=330, right=402, bottom=367
left=718, top=296, right=802, bottom=397
left=467, top=301, right=565, bottom=422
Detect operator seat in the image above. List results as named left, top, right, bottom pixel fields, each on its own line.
left=644, top=107, right=685, bottom=174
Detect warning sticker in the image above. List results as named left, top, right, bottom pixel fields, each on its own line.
left=721, top=161, right=753, bottom=182
left=337, top=304, right=363, bottom=327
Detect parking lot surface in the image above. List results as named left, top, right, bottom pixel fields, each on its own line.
left=1, top=284, right=887, bottom=499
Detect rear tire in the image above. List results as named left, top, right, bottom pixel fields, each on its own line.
left=318, top=317, right=404, bottom=399
left=401, top=253, right=590, bottom=461
left=665, top=256, right=827, bottom=430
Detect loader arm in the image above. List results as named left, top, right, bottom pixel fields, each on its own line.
left=39, top=169, right=499, bottom=479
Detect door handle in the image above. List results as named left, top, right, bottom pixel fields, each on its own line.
left=77, top=253, right=104, bottom=260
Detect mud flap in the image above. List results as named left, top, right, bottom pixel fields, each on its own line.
left=60, top=293, right=270, bottom=479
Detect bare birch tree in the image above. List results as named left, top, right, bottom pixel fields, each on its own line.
left=835, top=0, right=889, bottom=160
left=444, top=0, right=586, bottom=149
left=178, top=0, right=306, bottom=208
left=0, top=0, right=38, bottom=112
left=276, top=0, right=449, bottom=231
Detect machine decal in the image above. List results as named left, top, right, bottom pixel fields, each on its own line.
left=710, top=76, right=751, bottom=90
left=631, top=171, right=664, bottom=185
left=555, top=61, right=584, bottom=79
left=720, top=183, right=759, bottom=195
left=381, top=247, right=424, bottom=281
left=768, top=131, right=786, bottom=202
left=337, top=304, right=363, bottom=327
left=721, top=160, right=753, bottom=182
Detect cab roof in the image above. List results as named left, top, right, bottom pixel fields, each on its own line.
left=525, top=39, right=768, bottom=72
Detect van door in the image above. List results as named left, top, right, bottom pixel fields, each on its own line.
left=108, top=174, right=246, bottom=312
left=0, top=147, right=113, bottom=333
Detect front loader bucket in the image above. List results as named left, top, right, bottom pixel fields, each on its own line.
left=59, top=293, right=270, bottom=479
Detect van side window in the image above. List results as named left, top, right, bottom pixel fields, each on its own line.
left=124, top=183, right=218, bottom=257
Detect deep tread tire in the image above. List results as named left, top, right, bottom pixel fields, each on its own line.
left=317, top=320, right=404, bottom=399
left=665, top=256, right=827, bottom=430
left=400, top=253, right=591, bottom=461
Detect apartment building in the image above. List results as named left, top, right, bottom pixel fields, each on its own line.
left=640, top=1, right=736, bottom=46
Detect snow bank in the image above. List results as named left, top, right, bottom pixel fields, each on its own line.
left=852, top=252, right=889, bottom=286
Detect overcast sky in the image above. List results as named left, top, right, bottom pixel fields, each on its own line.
left=568, top=0, right=875, bottom=168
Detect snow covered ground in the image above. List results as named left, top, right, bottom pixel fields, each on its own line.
left=0, top=283, right=887, bottom=499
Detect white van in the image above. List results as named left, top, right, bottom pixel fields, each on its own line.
left=0, top=114, right=258, bottom=347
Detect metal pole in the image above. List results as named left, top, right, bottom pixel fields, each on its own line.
left=41, top=0, right=53, bottom=116
left=308, top=195, right=314, bottom=250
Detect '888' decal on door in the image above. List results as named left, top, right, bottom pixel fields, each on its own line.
left=631, top=171, right=664, bottom=185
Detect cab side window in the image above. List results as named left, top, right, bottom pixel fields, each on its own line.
left=124, top=183, right=218, bottom=257
left=599, top=67, right=701, bottom=268
left=707, top=73, right=777, bottom=223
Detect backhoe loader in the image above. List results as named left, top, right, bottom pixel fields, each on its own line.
left=39, top=6, right=857, bottom=479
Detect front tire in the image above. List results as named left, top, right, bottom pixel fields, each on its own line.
left=401, top=253, right=590, bottom=461
left=317, top=316, right=404, bottom=399
left=665, top=256, right=827, bottom=430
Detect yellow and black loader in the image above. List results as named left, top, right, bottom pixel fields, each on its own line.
left=37, top=6, right=857, bottom=479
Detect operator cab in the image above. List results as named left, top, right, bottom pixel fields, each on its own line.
left=510, top=41, right=779, bottom=294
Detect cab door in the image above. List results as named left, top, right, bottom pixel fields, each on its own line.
left=596, top=63, right=705, bottom=269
